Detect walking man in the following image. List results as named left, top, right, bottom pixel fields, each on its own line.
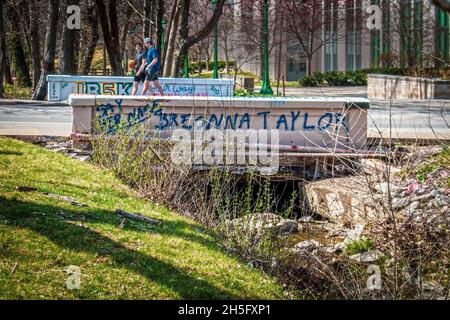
left=132, top=42, right=146, bottom=95
left=141, top=38, right=164, bottom=96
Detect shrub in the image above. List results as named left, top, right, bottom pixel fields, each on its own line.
left=299, top=70, right=369, bottom=87
left=190, top=60, right=236, bottom=73
left=298, top=66, right=450, bottom=87
left=346, top=238, right=374, bottom=255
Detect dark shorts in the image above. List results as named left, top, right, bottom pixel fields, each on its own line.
left=133, top=73, right=146, bottom=83
left=146, top=69, right=159, bottom=82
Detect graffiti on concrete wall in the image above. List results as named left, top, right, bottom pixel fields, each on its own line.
left=47, top=75, right=234, bottom=101
left=76, top=82, right=226, bottom=97
left=95, top=99, right=350, bottom=135
left=76, top=82, right=133, bottom=95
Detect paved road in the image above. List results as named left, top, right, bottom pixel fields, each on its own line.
left=0, top=97, right=449, bottom=141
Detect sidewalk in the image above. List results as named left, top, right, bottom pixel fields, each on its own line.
left=0, top=98, right=69, bottom=106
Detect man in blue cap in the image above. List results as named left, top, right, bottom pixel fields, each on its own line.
left=141, top=38, right=164, bottom=96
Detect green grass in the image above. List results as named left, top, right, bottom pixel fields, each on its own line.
left=0, top=137, right=284, bottom=299
left=346, top=238, right=374, bottom=255
left=416, top=148, right=450, bottom=185
left=3, top=84, right=33, bottom=99
left=254, top=80, right=300, bottom=88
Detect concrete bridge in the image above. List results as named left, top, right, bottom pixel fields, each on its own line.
left=69, top=95, right=376, bottom=169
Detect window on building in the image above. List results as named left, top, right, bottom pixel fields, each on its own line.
left=324, top=0, right=338, bottom=72
left=346, top=0, right=362, bottom=71
left=400, top=0, right=423, bottom=67
left=436, top=7, right=450, bottom=65
left=381, top=0, right=391, bottom=67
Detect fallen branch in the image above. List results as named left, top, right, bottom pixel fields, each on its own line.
left=43, top=193, right=87, bottom=207
left=115, top=209, right=162, bottom=225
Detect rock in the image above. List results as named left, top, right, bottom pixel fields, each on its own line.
left=303, top=177, right=377, bottom=227
left=361, top=159, right=388, bottom=176
left=49, top=147, right=68, bottom=153
left=75, top=155, right=91, bottom=162
left=374, top=182, right=402, bottom=195
left=276, top=220, right=298, bottom=235
left=298, top=215, right=315, bottom=223
left=407, top=201, right=420, bottom=213
left=293, top=240, right=321, bottom=252
left=349, top=250, right=383, bottom=264
left=345, top=224, right=365, bottom=241
left=226, top=213, right=298, bottom=236
left=392, top=197, right=410, bottom=211
left=332, top=224, right=366, bottom=252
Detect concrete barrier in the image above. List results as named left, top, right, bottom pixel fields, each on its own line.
left=368, top=74, right=450, bottom=100
left=47, top=75, right=235, bottom=101
left=220, top=74, right=255, bottom=92
left=69, top=95, right=370, bottom=152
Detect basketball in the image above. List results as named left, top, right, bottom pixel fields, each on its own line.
left=128, top=60, right=136, bottom=69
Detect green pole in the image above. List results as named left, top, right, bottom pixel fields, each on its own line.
left=213, top=24, right=219, bottom=79
left=260, top=0, right=273, bottom=95
left=212, top=0, right=219, bottom=79
left=184, top=53, right=189, bottom=78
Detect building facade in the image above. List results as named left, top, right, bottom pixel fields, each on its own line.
left=228, top=0, right=450, bottom=81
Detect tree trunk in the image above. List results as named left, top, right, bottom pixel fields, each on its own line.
left=155, top=0, right=164, bottom=54
left=143, top=0, right=152, bottom=37
left=7, top=4, right=32, bottom=87
left=32, top=0, right=60, bottom=100
left=120, top=5, right=132, bottom=55
left=30, top=0, right=41, bottom=88
left=81, top=5, right=99, bottom=75
left=3, top=54, right=12, bottom=84
left=95, top=0, right=123, bottom=75
left=172, top=0, right=190, bottom=77
left=163, top=0, right=181, bottom=77
left=173, top=0, right=226, bottom=77
left=60, top=0, right=80, bottom=75
left=0, top=0, right=5, bottom=97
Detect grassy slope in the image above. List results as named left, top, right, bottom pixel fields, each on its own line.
left=0, top=137, right=283, bottom=299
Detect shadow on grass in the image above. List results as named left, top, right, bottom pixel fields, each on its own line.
left=0, top=196, right=240, bottom=299
left=0, top=151, right=23, bottom=156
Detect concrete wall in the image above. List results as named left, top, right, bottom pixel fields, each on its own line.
left=47, top=75, right=235, bottom=101
left=70, top=95, right=370, bottom=151
left=368, top=74, right=450, bottom=100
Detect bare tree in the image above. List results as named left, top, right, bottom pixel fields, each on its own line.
left=155, top=0, right=164, bottom=55
left=29, top=0, right=41, bottom=88
left=163, top=0, right=181, bottom=76
left=0, top=0, right=5, bottom=97
left=32, top=0, right=60, bottom=100
left=81, top=1, right=99, bottom=75
left=173, top=0, right=226, bottom=77
left=60, top=0, right=80, bottom=74
left=95, top=0, right=124, bottom=75
left=6, top=0, right=32, bottom=86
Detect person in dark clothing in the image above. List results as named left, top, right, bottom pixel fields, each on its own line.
left=132, top=43, right=147, bottom=95
left=141, top=38, right=164, bottom=96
